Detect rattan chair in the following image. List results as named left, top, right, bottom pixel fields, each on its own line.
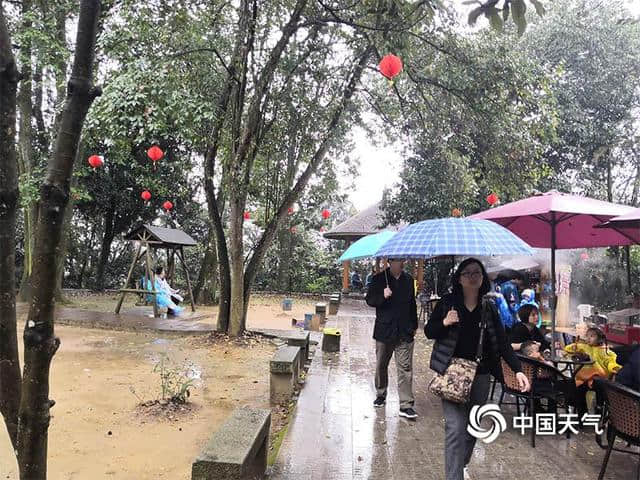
left=501, top=355, right=575, bottom=447
left=595, top=379, right=640, bottom=480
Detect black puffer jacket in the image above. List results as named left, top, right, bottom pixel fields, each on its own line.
left=425, top=292, right=521, bottom=381
left=365, top=269, right=417, bottom=343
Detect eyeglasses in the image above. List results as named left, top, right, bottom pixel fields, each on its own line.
left=460, top=271, right=482, bottom=279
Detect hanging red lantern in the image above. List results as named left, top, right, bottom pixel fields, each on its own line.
left=580, top=252, right=589, bottom=261
left=290, top=226, right=297, bottom=234
left=287, top=207, right=294, bottom=215
left=379, top=54, right=403, bottom=80
left=147, top=145, right=164, bottom=169
left=243, top=211, right=250, bottom=220
left=321, top=209, right=331, bottom=220
left=88, top=155, right=104, bottom=169
left=486, top=193, right=499, bottom=206
left=162, top=200, right=173, bottom=211
left=452, top=208, right=462, bottom=218
left=141, top=190, right=151, bottom=202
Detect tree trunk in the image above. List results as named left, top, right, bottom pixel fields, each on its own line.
left=18, top=1, right=101, bottom=477
left=194, top=228, right=218, bottom=304
left=228, top=198, right=246, bottom=337
left=95, top=206, right=115, bottom=291
left=0, top=4, right=22, bottom=451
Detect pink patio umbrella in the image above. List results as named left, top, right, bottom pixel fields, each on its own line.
left=472, top=190, right=637, bottom=355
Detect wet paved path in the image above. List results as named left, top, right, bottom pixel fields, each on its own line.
left=270, top=298, right=634, bottom=480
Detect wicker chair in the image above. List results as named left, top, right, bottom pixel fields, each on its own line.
left=500, top=355, right=575, bottom=447
left=595, top=379, right=640, bottom=480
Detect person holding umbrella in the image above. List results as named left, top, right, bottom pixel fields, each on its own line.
left=425, top=258, right=529, bottom=480
left=365, top=258, right=418, bottom=419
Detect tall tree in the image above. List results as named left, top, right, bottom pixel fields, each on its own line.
left=0, top=0, right=22, bottom=453
left=0, top=1, right=102, bottom=478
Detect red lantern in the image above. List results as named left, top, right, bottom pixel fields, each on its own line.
left=88, top=155, right=103, bottom=169
left=290, top=226, right=297, bottom=234
left=243, top=211, right=250, bottom=220
left=147, top=146, right=164, bottom=169
left=452, top=208, right=462, bottom=218
left=141, top=190, right=151, bottom=202
left=162, top=201, right=173, bottom=211
left=319, top=227, right=325, bottom=233
left=486, top=193, right=499, bottom=206
left=580, top=252, right=589, bottom=261
left=379, top=54, right=403, bottom=80
left=287, top=207, right=294, bottom=215
left=321, top=209, right=331, bottom=220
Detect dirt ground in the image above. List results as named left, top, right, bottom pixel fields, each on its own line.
left=0, top=294, right=317, bottom=479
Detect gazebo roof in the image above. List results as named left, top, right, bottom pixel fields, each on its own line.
left=323, top=202, right=405, bottom=241
left=124, top=224, right=197, bottom=248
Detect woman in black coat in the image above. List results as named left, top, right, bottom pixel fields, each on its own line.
left=425, top=258, right=530, bottom=480
left=509, top=303, right=551, bottom=353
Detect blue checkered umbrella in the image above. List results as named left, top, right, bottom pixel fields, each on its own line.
left=374, top=217, right=534, bottom=259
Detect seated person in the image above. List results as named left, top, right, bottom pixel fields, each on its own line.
left=510, top=304, right=550, bottom=353
left=520, top=340, right=569, bottom=412
left=143, top=268, right=183, bottom=316
left=155, top=266, right=184, bottom=304
left=565, top=327, right=621, bottom=416
left=616, top=344, right=640, bottom=392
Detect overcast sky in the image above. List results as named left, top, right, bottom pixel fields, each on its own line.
left=346, top=0, right=640, bottom=211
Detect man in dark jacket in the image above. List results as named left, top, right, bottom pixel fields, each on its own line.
left=365, top=258, right=418, bottom=419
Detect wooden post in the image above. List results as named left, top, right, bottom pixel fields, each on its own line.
left=177, top=247, right=196, bottom=312
left=168, top=248, right=176, bottom=282
left=145, top=239, right=159, bottom=317
left=115, top=242, right=142, bottom=314
left=417, top=259, right=424, bottom=293
left=342, top=260, right=350, bottom=293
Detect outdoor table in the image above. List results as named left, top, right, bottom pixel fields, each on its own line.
left=549, top=351, right=594, bottom=379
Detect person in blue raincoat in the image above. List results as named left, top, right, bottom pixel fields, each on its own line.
left=495, top=272, right=523, bottom=329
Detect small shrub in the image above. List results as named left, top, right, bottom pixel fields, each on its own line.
left=152, top=354, right=196, bottom=404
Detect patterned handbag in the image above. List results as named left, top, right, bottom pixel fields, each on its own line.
left=428, top=306, right=487, bottom=404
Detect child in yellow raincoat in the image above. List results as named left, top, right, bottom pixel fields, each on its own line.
left=564, top=327, right=621, bottom=417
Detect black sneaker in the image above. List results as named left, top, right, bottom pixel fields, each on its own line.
left=373, top=396, right=386, bottom=407
left=399, top=407, right=418, bottom=419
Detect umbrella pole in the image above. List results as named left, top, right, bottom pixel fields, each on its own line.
left=551, top=214, right=557, bottom=358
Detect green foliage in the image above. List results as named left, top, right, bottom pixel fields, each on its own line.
left=520, top=0, right=640, bottom=202
left=380, top=18, right=558, bottom=223
left=467, top=0, right=546, bottom=35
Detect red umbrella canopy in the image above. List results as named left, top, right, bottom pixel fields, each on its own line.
left=472, top=190, right=638, bottom=248
left=379, top=54, right=403, bottom=80
left=141, top=190, right=151, bottom=201
left=88, top=155, right=103, bottom=168
left=162, top=200, right=173, bottom=211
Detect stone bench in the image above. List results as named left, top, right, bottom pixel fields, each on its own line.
left=278, top=330, right=310, bottom=370
left=270, top=346, right=301, bottom=404
left=192, top=406, right=271, bottom=480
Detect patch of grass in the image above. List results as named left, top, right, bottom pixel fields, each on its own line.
left=268, top=420, right=290, bottom=466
